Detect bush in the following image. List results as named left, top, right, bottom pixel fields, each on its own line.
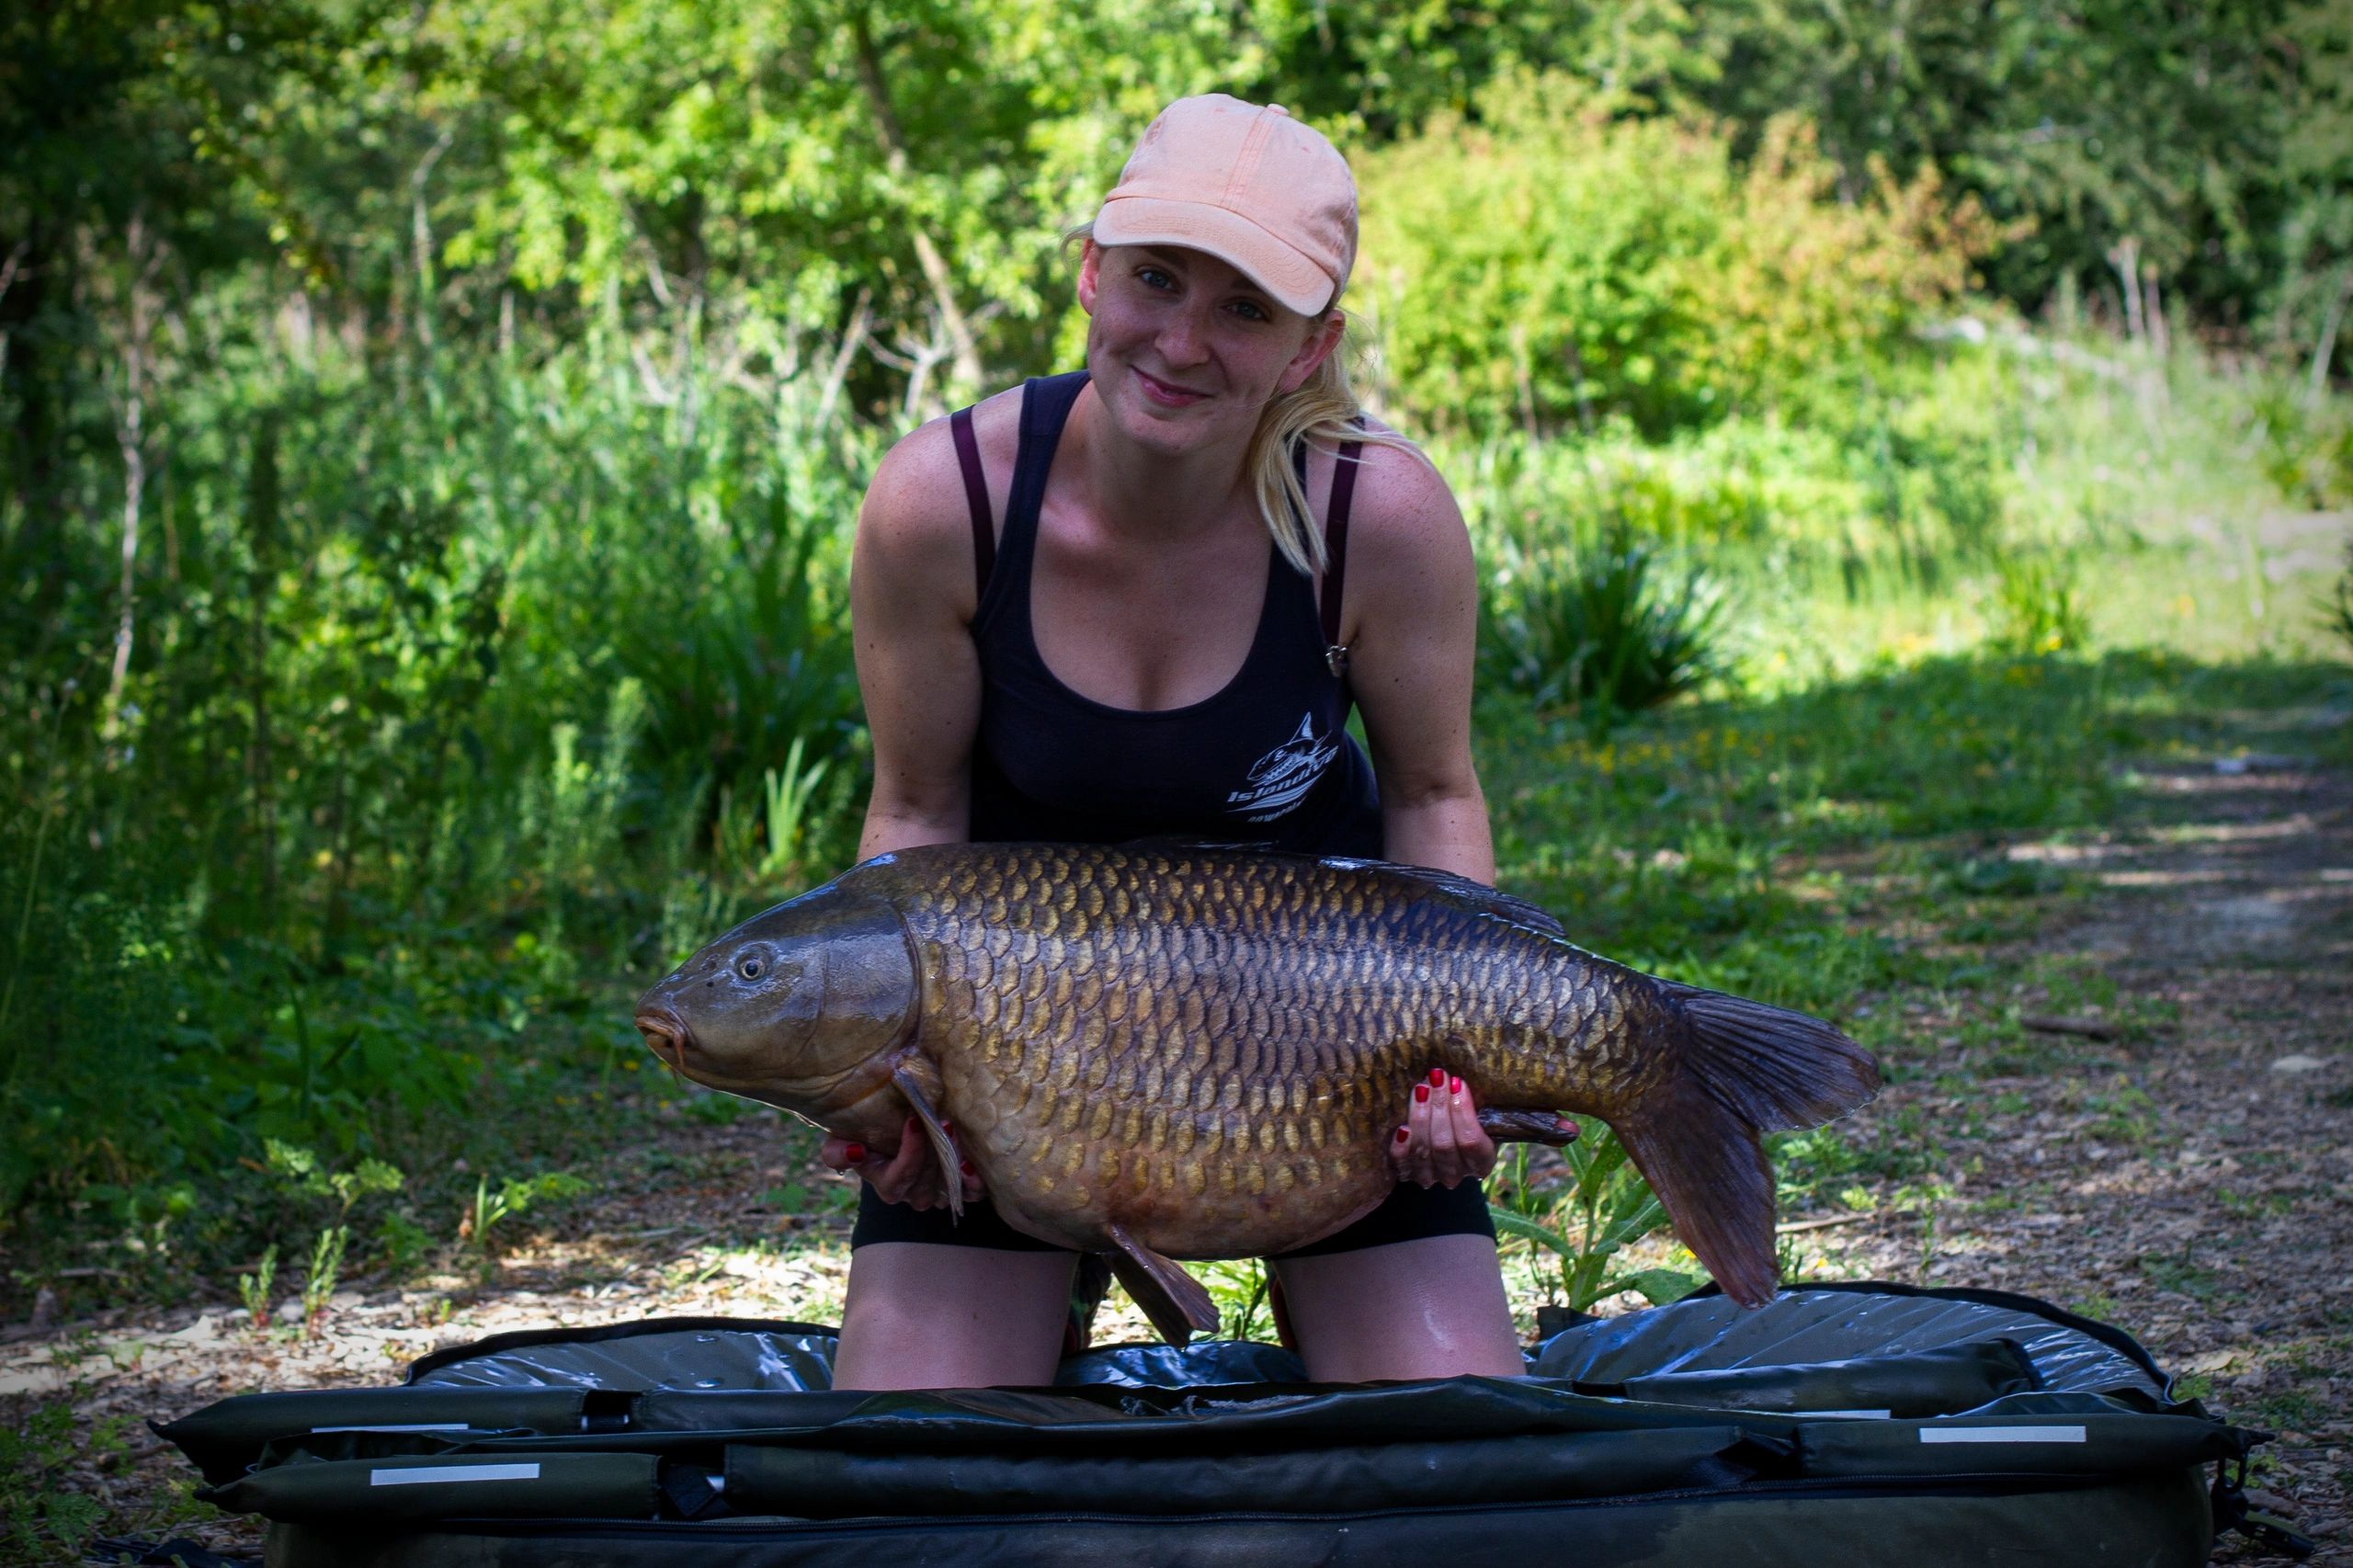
left=1483, top=520, right=1728, bottom=723
left=1357, top=72, right=1996, bottom=438
left=1991, top=557, right=2091, bottom=656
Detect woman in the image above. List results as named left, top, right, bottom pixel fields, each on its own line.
left=826, top=94, right=1521, bottom=1389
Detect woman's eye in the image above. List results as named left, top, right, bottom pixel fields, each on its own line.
left=738, top=958, right=764, bottom=980
left=1136, top=267, right=1175, bottom=290
left=1230, top=300, right=1270, bottom=323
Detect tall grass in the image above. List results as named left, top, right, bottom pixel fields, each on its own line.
left=0, top=308, right=871, bottom=1289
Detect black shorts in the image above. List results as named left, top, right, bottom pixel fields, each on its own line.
left=849, top=1177, right=1495, bottom=1257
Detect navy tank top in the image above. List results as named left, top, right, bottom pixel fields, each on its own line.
left=954, top=370, right=1382, bottom=857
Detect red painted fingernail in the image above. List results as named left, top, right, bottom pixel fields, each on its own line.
left=1415, top=1083, right=1430, bottom=1103
left=1395, top=1127, right=1411, bottom=1145
left=1449, top=1075, right=1463, bottom=1095
left=844, top=1143, right=867, bottom=1164
left=1428, top=1067, right=1446, bottom=1085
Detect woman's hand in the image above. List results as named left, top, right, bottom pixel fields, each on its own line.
left=822, top=1117, right=986, bottom=1210
left=1389, top=1067, right=1498, bottom=1188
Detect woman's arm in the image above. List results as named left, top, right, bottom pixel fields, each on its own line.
left=848, top=417, right=988, bottom=860
left=1340, top=444, right=1492, bottom=884
left=1336, top=442, right=1499, bottom=1187
left=834, top=415, right=994, bottom=1206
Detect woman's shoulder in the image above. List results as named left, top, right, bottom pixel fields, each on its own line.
left=1324, top=419, right=1472, bottom=585
left=857, top=383, right=1028, bottom=585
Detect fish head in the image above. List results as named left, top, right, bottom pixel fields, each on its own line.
left=633, top=881, right=916, bottom=1116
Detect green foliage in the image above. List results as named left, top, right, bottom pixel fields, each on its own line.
left=266, top=1139, right=404, bottom=1216
left=1358, top=74, right=1995, bottom=437
left=2, top=1395, right=129, bottom=1560
left=759, top=739, right=835, bottom=882
left=1483, top=520, right=1727, bottom=727
left=236, top=1244, right=279, bottom=1331
left=1991, top=558, right=2092, bottom=657
left=1196, top=1258, right=1274, bottom=1343
left=461, top=1169, right=592, bottom=1281
left=2333, top=540, right=2353, bottom=659
left=1490, top=1135, right=1702, bottom=1312
left=300, top=1224, right=349, bottom=1333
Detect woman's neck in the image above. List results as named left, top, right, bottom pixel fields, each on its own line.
left=1064, top=382, right=1255, bottom=543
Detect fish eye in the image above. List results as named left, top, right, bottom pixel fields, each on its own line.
left=738, top=955, right=765, bottom=980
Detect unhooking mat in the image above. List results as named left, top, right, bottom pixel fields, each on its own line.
left=153, top=1280, right=2311, bottom=1566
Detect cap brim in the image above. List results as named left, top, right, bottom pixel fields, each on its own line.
left=1094, top=197, right=1335, bottom=316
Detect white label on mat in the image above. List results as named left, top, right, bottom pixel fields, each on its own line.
left=1919, top=1426, right=2086, bottom=1444
left=313, top=1423, right=468, bottom=1434
left=370, top=1463, right=542, bottom=1486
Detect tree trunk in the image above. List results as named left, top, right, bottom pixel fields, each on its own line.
left=850, top=8, right=984, bottom=402
left=102, top=215, right=162, bottom=756
left=2108, top=238, right=2144, bottom=344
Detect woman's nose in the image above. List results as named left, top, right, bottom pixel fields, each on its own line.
left=1155, top=307, right=1211, bottom=368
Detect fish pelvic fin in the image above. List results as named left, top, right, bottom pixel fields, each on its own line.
left=1104, top=1225, right=1220, bottom=1346
left=890, top=1059, right=963, bottom=1221
left=1620, top=984, right=1881, bottom=1309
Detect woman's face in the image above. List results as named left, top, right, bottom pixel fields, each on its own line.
left=1077, top=240, right=1342, bottom=459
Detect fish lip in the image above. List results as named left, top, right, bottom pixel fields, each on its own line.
left=633, top=1005, right=693, bottom=1070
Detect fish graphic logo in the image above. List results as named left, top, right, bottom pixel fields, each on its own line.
left=1227, top=714, right=1338, bottom=822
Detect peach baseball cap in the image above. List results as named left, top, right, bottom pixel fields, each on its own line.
left=1092, top=95, right=1357, bottom=318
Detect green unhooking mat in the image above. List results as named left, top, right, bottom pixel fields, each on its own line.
left=153, top=1281, right=2311, bottom=1566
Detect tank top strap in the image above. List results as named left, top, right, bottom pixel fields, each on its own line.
left=1319, top=422, right=1368, bottom=677
left=949, top=404, right=994, bottom=598
left=981, top=371, right=1090, bottom=626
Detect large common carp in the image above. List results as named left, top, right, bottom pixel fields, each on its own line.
left=634, top=843, right=1879, bottom=1342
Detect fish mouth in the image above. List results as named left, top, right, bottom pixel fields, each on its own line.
left=634, top=1006, right=693, bottom=1072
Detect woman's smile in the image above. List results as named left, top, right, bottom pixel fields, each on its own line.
left=1133, top=366, right=1212, bottom=407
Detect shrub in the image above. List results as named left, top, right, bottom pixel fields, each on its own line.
left=1992, top=557, right=2091, bottom=656
left=1358, top=72, right=1997, bottom=439
left=1483, top=520, right=1728, bottom=723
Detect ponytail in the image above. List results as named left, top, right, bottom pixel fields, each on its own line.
left=1244, top=335, right=1420, bottom=576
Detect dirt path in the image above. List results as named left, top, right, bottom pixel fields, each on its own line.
left=6, top=707, right=2348, bottom=1564
left=1810, top=718, right=2353, bottom=1560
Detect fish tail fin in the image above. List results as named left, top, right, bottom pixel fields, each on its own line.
left=1619, top=984, right=1881, bottom=1309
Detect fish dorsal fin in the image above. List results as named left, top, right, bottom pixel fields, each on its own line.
left=1314, top=857, right=1567, bottom=937
left=1117, top=835, right=1281, bottom=856
left=1103, top=1225, right=1220, bottom=1346
left=1108, top=842, right=1566, bottom=937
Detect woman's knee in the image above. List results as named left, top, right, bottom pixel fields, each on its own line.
left=1272, top=1233, right=1523, bottom=1381
left=835, top=1243, right=1076, bottom=1390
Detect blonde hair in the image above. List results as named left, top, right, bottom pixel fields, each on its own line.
left=1068, top=223, right=1421, bottom=576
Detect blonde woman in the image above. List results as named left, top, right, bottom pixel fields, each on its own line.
left=828, top=95, right=1519, bottom=1388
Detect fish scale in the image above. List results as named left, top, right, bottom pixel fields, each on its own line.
left=637, top=841, right=1881, bottom=1342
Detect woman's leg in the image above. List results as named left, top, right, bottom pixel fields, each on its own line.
left=834, top=1241, right=1078, bottom=1391
left=1269, top=1232, right=1523, bottom=1381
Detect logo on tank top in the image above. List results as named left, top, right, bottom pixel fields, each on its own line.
left=1227, top=713, right=1338, bottom=822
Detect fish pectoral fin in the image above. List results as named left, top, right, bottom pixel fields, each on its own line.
left=889, top=1059, right=963, bottom=1221
left=1103, top=1226, right=1220, bottom=1346
left=1477, top=1108, right=1579, bottom=1148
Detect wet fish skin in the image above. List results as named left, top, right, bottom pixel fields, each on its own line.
left=635, top=842, right=1880, bottom=1338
